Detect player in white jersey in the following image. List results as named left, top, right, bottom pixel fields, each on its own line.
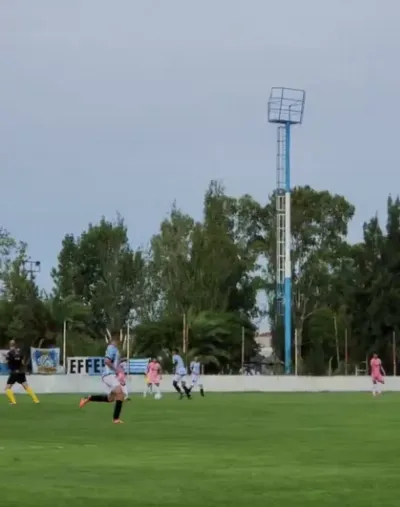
left=172, top=349, right=191, bottom=399
left=188, top=357, right=204, bottom=397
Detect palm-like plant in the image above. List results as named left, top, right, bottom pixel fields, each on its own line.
left=134, top=310, right=257, bottom=373
left=43, top=295, right=91, bottom=354
left=188, top=311, right=257, bottom=373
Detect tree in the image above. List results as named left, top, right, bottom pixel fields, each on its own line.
left=137, top=181, right=262, bottom=365
left=134, top=314, right=183, bottom=358
left=0, top=227, right=26, bottom=288
left=41, top=294, right=92, bottom=355
left=0, top=251, right=47, bottom=353
left=52, top=215, right=145, bottom=339
left=8, top=180, right=400, bottom=374
left=192, top=181, right=261, bottom=316
left=134, top=310, right=257, bottom=372
left=147, top=181, right=262, bottom=319
left=261, top=186, right=355, bottom=373
left=188, top=311, right=257, bottom=372
left=347, top=197, right=400, bottom=372
left=148, top=203, right=196, bottom=317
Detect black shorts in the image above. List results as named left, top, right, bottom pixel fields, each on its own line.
left=6, top=373, right=27, bottom=385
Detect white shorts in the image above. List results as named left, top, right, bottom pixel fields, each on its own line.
left=173, top=372, right=186, bottom=383
left=191, top=374, right=200, bottom=386
left=102, top=374, right=121, bottom=393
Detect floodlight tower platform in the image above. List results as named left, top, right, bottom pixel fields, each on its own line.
left=268, top=87, right=305, bottom=374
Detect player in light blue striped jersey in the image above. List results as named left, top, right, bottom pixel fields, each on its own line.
left=172, top=350, right=191, bottom=399
left=188, top=357, right=204, bottom=397
left=79, top=338, right=125, bottom=423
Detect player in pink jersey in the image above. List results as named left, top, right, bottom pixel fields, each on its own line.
left=143, top=359, right=153, bottom=397
left=147, top=358, right=162, bottom=397
left=117, top=359, right=130, bottom=401
left=370, top=353, right=386, bottom=396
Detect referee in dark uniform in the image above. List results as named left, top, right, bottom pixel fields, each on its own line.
left=4, top=340, right=39, bottom=404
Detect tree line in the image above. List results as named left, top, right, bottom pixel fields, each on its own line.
left=0, top=181, right=398, bottom=374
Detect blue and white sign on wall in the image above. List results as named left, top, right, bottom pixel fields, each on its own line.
left=31, top=347, right=60, bottom=374
left=126, top=358, right=149, bottom=374
left=67, top=357, right=150, bottom=375
left=0, top=349, right=9, bottom=374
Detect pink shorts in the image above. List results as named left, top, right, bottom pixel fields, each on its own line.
left=372, top=375, right=384, bottom=384
left=148, top=375, right=160, bottom=384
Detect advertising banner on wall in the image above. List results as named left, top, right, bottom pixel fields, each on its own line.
left=67, top=357, right=104, bottom=375
left=67, top=357, right=149, bottom=375
left=30, top=348, right=61, bottom=374
left=126, top=358, right=149, bottom=374
left=0, top=349, right=9, bottom=374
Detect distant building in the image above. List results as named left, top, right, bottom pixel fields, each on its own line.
left=243, top=331, right=283, bottom=374
left=255, top=332, right=272, bottom=359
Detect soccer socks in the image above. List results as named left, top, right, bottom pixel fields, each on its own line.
left=372, top=383, right=382, bottom=396
left=5, top=389, right=16, bottom=404
left=25, top=386, right=39, bottom=403
left=182, top=383, right=191, bottom=398
left=173, top=381, right=182, bottom=393
left=90, top=394, right=109, bottom=402
left=187, top=384, right=204, bottom=397
left=113, top=400, right=123, bottom=421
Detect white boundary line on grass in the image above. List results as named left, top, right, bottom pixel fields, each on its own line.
left=0, top=443, right=98, bottom=451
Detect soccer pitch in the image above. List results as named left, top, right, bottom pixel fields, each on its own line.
left=1, top=393, right=399, bottom=507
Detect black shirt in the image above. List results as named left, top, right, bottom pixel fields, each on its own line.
left=6, top=348, right=23, bottom=372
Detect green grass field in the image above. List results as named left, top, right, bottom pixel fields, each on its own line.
left=0, top=392, right=399, bottom=507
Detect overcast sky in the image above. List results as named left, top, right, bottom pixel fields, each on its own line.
left=1, top=0, right=399, bottom=294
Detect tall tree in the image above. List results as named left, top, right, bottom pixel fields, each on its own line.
left=139, top=181, right=262, bottom=364
left=148, top=181, right=262, bottom=319
left=148, top=203, right=196, bottom=317
left=0, top=227, right=26, bottom=287
left=0, top=251, right=47, bottom=352
left=348, top=197, right=400, bottom=371
left=192, top=181, right=261, bottom=316
left=52, top=215, right=145, bottom=338
left=261, top=186, right=355, bottom=372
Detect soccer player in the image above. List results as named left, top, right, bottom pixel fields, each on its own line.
left=79, top=338, right=125, bottom=423
left=143, top=359, right=153, bottom=397
left=118, top=358, right=130, bottom=401
left=189, top=356, right=204, bottom=397
left=4, top=340, right=39, bottom=404
left=172, top=349, right=191, bottom=399
left=370, top=353, right=385, bottom=396
left=147, top=357, right=162, bottom=397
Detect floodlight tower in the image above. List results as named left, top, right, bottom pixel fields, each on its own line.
left=23, top=258, right=41, bottom=281
left=268, top=87, right=305, bottom=374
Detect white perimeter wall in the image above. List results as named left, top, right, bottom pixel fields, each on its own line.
left=5, top=375, right=400, bottom=394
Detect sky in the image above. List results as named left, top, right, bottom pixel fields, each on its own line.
left=1, top=0, right=400, bottom=297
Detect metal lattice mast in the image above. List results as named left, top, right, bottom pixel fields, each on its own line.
left=276, top=126, right=286, bottom=316
left=268, top=87, right=305, bottom=374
